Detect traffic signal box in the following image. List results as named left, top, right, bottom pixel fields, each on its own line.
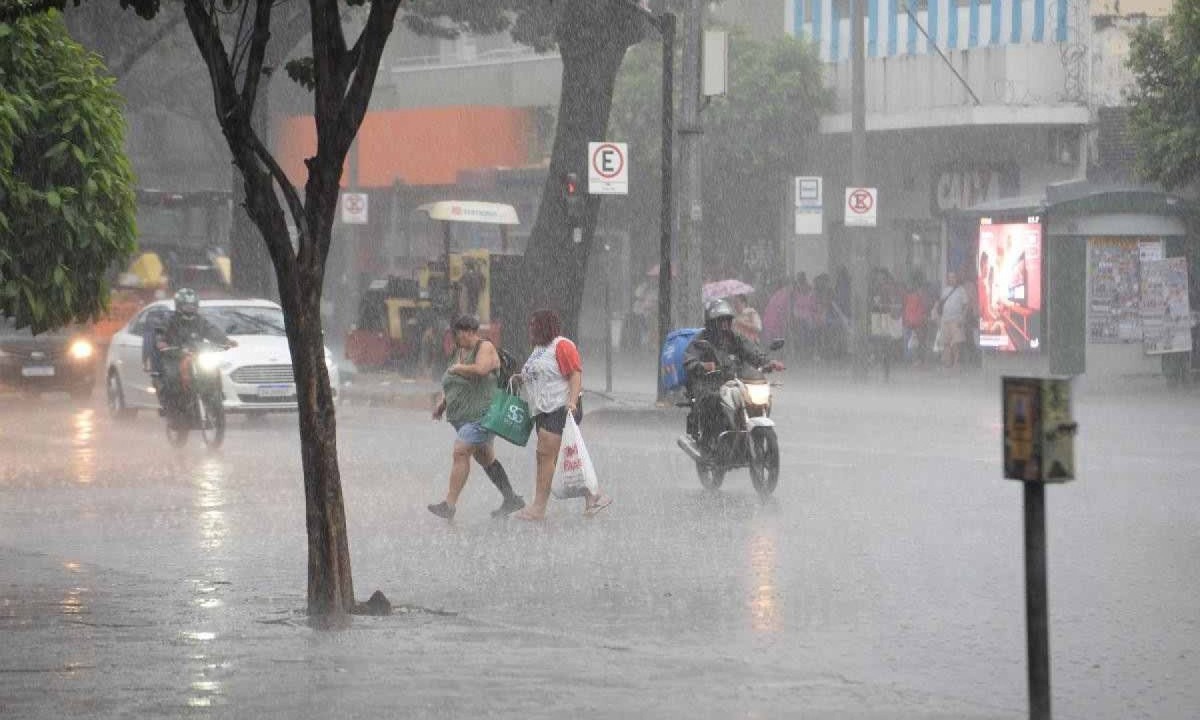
left=1002, top=377, right=1077, bottom=483
left=563, top=172, right=585, bottom=227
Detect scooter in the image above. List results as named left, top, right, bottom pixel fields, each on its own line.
left=676, top=338, right=784, bottom=500
left=157, top=340, right=229, bottom=449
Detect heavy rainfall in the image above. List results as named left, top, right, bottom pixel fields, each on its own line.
left=1, top=1, right=1198, bottom=719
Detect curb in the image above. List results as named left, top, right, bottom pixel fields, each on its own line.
left=338, top=384, right=439, bottom=411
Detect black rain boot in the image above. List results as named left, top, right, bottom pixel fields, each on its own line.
left=484, top=461, right=525, bottom=517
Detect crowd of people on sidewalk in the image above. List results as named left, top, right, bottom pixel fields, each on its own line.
left=751, top=266, right=984, bottom=370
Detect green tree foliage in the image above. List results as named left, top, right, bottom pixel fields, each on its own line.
left=1126, top=0, right=1200, bottom=190
left=0, top=9, right=137, bottom=332
left=609, top=28, right=831, bottom=278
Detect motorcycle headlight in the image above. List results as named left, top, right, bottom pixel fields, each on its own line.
left=68, top=339, right=94, bottom=360
left=745, top=383, right=771, bottom=406
left=195, top=351, right=223, bottom=372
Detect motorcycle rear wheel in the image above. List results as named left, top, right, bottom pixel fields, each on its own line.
left=748, top=426, right=780, bottom=500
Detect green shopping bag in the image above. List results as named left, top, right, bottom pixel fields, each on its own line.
left=480, top=386, right=534, bottom=447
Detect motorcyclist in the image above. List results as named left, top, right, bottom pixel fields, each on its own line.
left=155, top=288, right=236, bottom=415
left=683, top=298, right=784, bottom=453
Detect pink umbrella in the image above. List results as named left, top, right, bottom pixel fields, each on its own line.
left=702, top=279, right=755, bottom=301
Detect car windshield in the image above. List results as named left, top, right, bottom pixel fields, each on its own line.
left=0, top=316, right=78, bottom=338
left=200, top=306, right=286, bottom=337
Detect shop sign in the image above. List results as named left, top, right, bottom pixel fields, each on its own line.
left=932, top=168, right=1008, bottom=215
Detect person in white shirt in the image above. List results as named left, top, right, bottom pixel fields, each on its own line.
left=936, top=272, right=969, bottom=368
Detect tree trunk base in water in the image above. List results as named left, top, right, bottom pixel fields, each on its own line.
left=352, top=590, right=393, bottom=616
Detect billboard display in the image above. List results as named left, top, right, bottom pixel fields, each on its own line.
left=977, top=218, right=1043, bottom=352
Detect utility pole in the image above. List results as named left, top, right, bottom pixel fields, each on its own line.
left=850, top=0, right=871, bottom=375
left=677, top=0, right=704, bottom=327
left=656, top=11, right=676, bottom=402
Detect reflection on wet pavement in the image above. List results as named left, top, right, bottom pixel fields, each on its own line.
left=747, top=528, right=780, bottom=635
left=70, top=409, right=95, bottom=485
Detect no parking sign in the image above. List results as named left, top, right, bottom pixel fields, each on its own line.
left=587, top=142, right=628, bottom=195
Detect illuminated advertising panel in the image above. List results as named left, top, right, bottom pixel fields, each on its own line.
left=977, top=217, right=1043, bottom=352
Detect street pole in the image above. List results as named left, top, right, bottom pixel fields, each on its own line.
left=677, top=0, right=703, bottom=328
left=656, top=12, right=676, bottom=402
left=850, top=0, right=871, bottom=377
left=1024, top=482, right=1052, bottom=720
left=605, top=244, right=614, bottom=394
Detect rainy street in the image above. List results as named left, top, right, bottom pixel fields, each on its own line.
left=2, top=375, right=1198, bottom=719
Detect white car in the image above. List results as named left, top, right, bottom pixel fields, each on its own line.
left=104, top=298, right=339, bottom=419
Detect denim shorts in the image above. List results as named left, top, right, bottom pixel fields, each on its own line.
left=453, top=420, right=494, bottom=446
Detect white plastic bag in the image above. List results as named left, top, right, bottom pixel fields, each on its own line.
left=551, top=414, right=599, bottom=499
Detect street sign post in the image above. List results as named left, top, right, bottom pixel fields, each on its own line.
left=1002, top=376, right=1078, bottom=720
left=794, top=176, right=822, bottom=235
left=588, top=141, right=628, bottom=195
left=844, top=186, right=877, bottom=227
left=340, top=192, right=368, bottom=225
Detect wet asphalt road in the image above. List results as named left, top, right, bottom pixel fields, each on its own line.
left=1, top=376, right=1198, bottom=718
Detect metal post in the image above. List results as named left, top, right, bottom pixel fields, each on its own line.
left=656, top=12, right=676, bottom=402
left=1024, top=481, right=1052, bottom=720
left=605, top=245, right=614, bottom=394
left=677, top=0, right=703, bottom=329
left=850, top=0, right=871, bottom=377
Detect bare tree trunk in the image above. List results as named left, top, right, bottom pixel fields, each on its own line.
left=519, top=0, right=642, bottom=337
left=181, top=0, right=401, bottom=621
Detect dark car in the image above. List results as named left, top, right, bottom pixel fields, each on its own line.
left=0, top=317, right=98, bottom=399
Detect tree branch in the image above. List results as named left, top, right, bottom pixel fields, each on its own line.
left=182, top=0, right=297, bottom=274
left=238, top=0, right=274, bottom=115
left=333, top=0, right=401, bottom=157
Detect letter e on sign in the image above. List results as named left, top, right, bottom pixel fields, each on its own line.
left=587, top=141, right=628, bottom=195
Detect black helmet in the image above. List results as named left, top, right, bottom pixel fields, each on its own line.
left=173, top=288, right=199, bottom=317
left=704, top=298, right=735, bottom=324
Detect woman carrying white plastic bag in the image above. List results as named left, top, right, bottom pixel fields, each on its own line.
left=513, top=309, right=612, bottom=520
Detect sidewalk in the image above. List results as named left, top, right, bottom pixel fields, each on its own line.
left=335, top=347, right=1191, bottom=413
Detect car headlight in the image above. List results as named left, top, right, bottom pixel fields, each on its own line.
left=195, top=351, right=223, bottom=372
left=745, top=383, right=771, bottom=406
left=69, top=339, right=94, bottom=360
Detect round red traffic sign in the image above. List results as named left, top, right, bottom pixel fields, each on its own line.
left=848, top=188, right=873, bottom=214
left=591, top=143, right=625, bottom=179
left=344, top=195, right=364, bottom=214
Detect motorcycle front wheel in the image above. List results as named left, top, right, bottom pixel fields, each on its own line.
left=197, top=392, right=225, bottom=449
left=165, top=414, right=189, bottom=447
left=695, top=461, right=725, bottom=491
left=747, top=426, right=780, bottom=500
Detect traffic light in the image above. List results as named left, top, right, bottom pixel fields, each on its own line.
left=563, top=172, right=585, bottom=227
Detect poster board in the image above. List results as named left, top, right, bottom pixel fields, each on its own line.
left=1087, top=238, right=1142, bottom=343
left=1141, top=257, right=1193, bottom=355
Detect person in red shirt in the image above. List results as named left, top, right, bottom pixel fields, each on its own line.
left=513, top=309, right=612, bottom=521
left=902, top=273, right=930, bottom=364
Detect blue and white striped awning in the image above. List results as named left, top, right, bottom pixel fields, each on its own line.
left=787, top=0, right=1072, bottom=62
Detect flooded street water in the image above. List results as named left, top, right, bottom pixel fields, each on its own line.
left=2, top=377, right=1198, bottom=718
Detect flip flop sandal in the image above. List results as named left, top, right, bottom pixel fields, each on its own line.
left=584, top=495, right=613, bottom=517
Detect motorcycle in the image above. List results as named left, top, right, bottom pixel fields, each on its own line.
left=157, top=340, right=229, bottom=449
left=676, top=338, right=784, bottom=500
